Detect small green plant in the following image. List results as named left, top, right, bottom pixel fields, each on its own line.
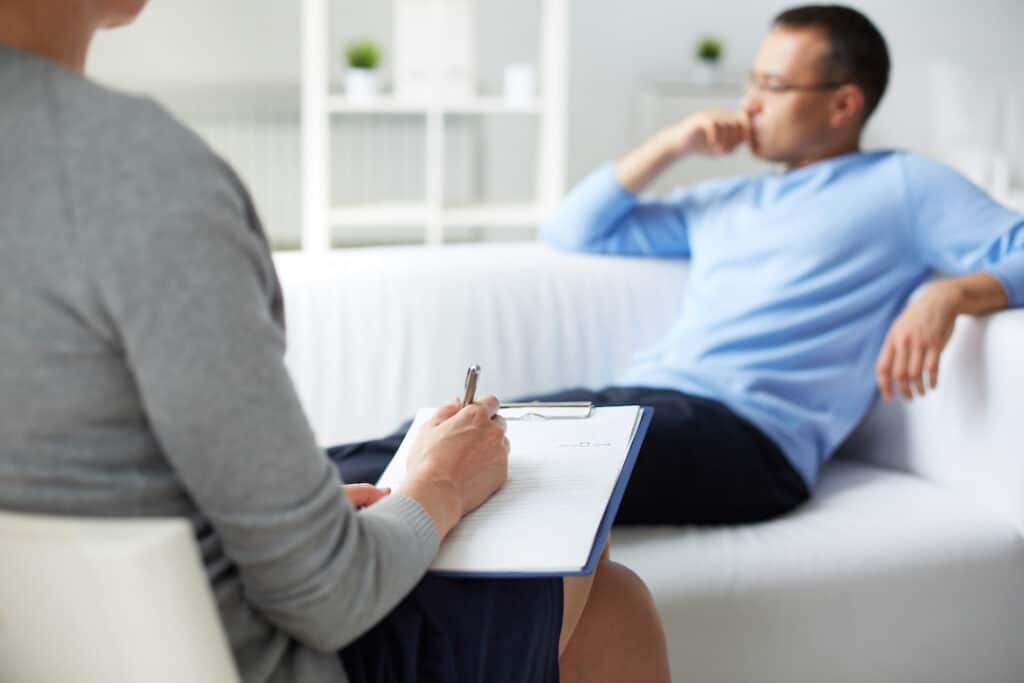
left=345, top=39, right=381, bottom=70
left=696, top=36, right=723, bottom=63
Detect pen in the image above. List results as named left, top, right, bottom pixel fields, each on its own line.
left=461, top=364, right=481, bottom=407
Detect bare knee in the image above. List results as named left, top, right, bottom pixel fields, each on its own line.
left=559, top=558, right=670, bottom=683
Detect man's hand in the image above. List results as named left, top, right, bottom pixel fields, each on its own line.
left=615, top=108, right=750, bottom=192
left=875, top=274, right=1010, bottom=401
left=343, top=483, right=391, bottom=509
left=665, top=108, right=751, bottom=157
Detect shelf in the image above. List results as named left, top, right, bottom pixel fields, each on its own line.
left=330, top=203, right=430, bottom=227
left=329, top=202, right=543, bottom=228
left=444, top=203, right=544, bottom=227
left=303, top=0, right=568, bottom=249
left=327, top=95, right=542, bottom=115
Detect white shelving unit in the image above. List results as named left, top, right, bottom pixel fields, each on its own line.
left=300, top=0, right=568, bottom=250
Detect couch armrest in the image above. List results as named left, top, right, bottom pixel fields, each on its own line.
left=274, top=244, right=687, bottom=445
left=838, top=310, right=1024, bottom=531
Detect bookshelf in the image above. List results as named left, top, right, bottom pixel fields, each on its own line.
left=300, top=0, right=569, bottom=250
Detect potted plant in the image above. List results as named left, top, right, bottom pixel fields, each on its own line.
left=693, top=35, right=723, bottom=85
left=344, top=38, right=381, bottom=101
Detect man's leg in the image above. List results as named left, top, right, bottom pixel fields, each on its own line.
left=327, top=420, right=412, bottom=485
left=526, top=386, right=810, bottom=525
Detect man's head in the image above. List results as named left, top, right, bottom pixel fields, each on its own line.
left=742, top=5, right=890, bottom=168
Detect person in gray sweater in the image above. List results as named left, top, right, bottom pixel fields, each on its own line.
left=0, top=1, right=669, bottom=682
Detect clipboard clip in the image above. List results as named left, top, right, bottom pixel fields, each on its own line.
left=499, top=401, right=594, bottom=420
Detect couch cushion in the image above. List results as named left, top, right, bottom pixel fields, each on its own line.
left=611, top=460, right=1024, bottom=683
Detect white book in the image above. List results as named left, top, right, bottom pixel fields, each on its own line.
left=376, top=405, right=651, bottom=577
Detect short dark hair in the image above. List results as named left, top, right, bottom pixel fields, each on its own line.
left=773, top=5, right=890, bottom=123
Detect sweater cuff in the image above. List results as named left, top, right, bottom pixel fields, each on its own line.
left=362, top=493, right=440, bottom=566
left=985, top=256, right=1024, bottom=308
left=541, top=162, right=637, bottom=251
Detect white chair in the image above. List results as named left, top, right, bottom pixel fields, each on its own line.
left=0, top=511, right=240, bottom=683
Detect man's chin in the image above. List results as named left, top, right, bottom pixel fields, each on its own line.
left=748, top=143, right=785, bottom=164
left=748, top=143, right=769, bottom=161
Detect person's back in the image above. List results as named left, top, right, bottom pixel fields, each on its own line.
left=0, top=41, right=375, bottom=682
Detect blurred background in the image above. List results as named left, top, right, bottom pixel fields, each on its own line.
left=87, top=0, right=1024, bottom=250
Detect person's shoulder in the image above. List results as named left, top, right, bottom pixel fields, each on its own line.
left=55, top=75, right=228, bottom=186
left=882, top=149, right=975, bottom=196
left=51, top=75, right=253, bottom=238
left=882, top=149, right=958, bottom=178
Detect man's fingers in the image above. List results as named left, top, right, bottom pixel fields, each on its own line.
left=923, top=347, right=940, bottom=389
left=702, top=120, right=719, bottom=151
left=907, top=342, right=925, bottom=397
left=891, top=338, right=913, bottom=401
left=875, top=341, right=895, bottom=401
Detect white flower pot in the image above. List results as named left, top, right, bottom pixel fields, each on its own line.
left=346, top=68, right=379, bottom=101
left=692, top=60, right=721, bottom=85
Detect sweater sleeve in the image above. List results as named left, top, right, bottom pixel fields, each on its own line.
left=900, top=152, right=1024, bottom=307
left=78, top=128, right=437, bottom=652
left=540, top=163, right=693, bottom=257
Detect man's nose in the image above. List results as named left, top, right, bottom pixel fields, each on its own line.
left=741, top=88, right=761, bottom=117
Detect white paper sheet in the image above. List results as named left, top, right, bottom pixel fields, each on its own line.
left=376, top=405, right=643, bottom=574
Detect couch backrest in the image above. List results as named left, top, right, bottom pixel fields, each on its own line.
left=275, top=243, right=687, bottom=445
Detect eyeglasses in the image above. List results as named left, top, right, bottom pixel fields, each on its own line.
left=747, top=72, right=845, bottom=94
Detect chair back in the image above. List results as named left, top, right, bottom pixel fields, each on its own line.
left=0, top=510, right=240, bottom=683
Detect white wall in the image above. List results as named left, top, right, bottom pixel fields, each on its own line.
left=87, top=0, right=1024, bottom=239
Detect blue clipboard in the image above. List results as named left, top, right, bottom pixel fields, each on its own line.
left=429, top=405, right=654, bottom=579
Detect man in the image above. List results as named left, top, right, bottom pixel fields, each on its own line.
left=333, top=5, right=1023, bottom=526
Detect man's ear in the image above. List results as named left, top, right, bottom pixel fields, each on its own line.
left=829, top=83, right=865, bottom=128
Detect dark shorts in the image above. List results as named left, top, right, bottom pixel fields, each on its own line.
left=339, top=573, right=562, bottom=683
left=329, top=386, right=809, bottom=526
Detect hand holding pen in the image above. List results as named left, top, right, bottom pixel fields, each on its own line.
left=399, top=363, right=510, bottom=538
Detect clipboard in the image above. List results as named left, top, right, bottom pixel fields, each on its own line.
left=425, top=405, right=654, bottom=578
left=499, top=401, right=594, bottom=421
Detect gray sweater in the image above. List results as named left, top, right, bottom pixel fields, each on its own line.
left=0, top=44, right=438, bottom=682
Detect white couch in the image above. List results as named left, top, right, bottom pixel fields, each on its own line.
left=275, top=243, right=1024, bottom=683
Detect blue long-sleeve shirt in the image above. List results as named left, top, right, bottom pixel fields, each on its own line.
left=542, top=150, right=1024, bottom=489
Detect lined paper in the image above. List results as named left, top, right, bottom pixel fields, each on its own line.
left=376, top=406, right=642, bottom=574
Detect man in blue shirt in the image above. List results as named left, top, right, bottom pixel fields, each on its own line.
left=333, top=5, right=1023, bottom=526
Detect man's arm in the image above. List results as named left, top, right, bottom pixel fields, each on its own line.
left=876, top=272, right=1009, bottom=401
left=875, top=153, right=1024, bottom=401
left=541, top=108, right=750, bottom=255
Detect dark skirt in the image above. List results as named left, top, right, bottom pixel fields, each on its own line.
left=339, top=573, right=562, bottom=682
